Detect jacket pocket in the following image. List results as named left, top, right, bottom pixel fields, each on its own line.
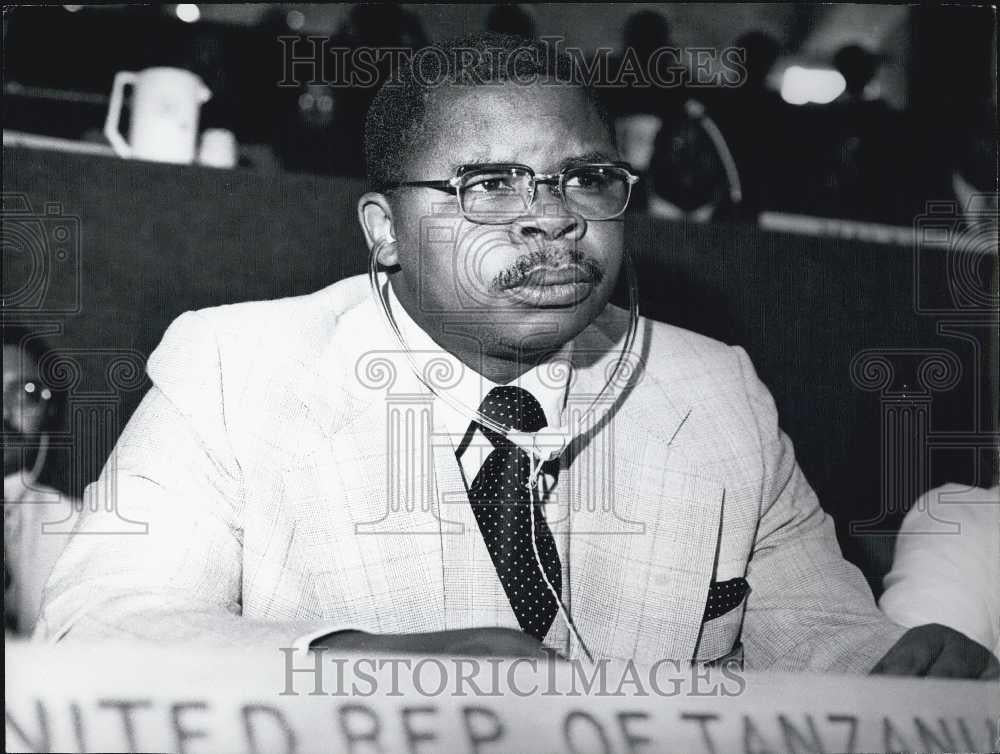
left=694, top=580, right=749, bottom=662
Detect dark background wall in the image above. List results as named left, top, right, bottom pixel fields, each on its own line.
left=3, top=146, right=995, bottom=593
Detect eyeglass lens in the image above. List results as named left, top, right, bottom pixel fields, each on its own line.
left=458, top=166, right=630, bottom=222
left=2, top=380, right=50, bottom=411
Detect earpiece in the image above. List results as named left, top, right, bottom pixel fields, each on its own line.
left=366, top=246, right=640, bottom=664
left=372, top=236, right=398, bottom=267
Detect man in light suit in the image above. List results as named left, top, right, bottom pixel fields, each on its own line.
left=36, top=35, right=987, bottom=674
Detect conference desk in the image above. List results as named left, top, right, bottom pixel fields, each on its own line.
left=6, top=640, right=998, bottom=753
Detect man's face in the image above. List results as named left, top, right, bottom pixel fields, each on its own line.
left=3, top=345, right=48, bottom=476
left=389, top=83, right=624, bottom=362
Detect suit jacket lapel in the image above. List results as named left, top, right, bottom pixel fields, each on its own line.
left=430, top=409, right=523, bottom=632
left=299, top=296, right=724, bottom=654
left=563, top=315, right=725, bottom=663
left=310, top=294, right=517, bottom=633
left=292, top=296, right=455, bottom=631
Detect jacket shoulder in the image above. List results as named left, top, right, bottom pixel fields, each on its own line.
left=593, top=303, right=738, bottom=366
left=642, top=314, right=737, bottom=363
left=146, top=275, right=369, bottom=403
left=187, top=275, right=368, bottom=346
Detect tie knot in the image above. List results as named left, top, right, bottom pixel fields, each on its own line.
left=476, top=386, right=547, bottom=444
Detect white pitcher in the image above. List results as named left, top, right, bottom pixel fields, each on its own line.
left=104, top=67, right=211, bottom=164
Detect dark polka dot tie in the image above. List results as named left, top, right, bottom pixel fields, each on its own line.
left=468, top=386, right=561, bottom=641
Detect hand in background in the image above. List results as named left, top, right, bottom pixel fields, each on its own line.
left=871, top=623, right=1000, bottom=679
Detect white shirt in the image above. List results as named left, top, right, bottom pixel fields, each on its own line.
left=384, top=281, right=574, bottom=488
left=879, top=483, right=1000, bottom=655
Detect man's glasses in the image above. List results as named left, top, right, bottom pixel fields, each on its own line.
left=388, top=162, right=640, bottom=225
left=2, top=379, right=52, bottom=415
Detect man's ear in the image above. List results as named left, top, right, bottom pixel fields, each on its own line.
left=357, top=192, right=399, bottom=267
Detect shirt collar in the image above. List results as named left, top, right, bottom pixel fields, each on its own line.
left=382, top=279, right=574, bottom=441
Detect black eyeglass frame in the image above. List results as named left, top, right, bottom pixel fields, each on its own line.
left=384, top=162, right=640, bottom=223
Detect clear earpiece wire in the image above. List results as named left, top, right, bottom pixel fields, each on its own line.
left=368, top=244, right=641, bottom=662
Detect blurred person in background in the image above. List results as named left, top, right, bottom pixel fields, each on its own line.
left=3, top=326, right=79, bottom=636
left=609, top=9, right=683, bottom=212
left=808, top=43, right=903, bottom=222
left=877, top=102, right=998, bottom=674
left=646, top=99, right=745, bottom=222
left=947, top=101, right=998, bottom=235
left=833, top=43, right=882, bottom=105
left=711, top=30, right=784, bottom=213
left=280, top=1, right=429, bottom=177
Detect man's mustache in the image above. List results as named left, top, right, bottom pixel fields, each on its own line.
left=489, top=248, right=605, bottom=292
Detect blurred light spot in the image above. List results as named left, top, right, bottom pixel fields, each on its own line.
left=780, top=66, right=846, bottom=105
left=298, top=92, right=315, bottom=111
left=287, top=10, right=305, bottom=31
left=317, top=95, right=333, bottom=113
left=175, top=4, right=200, bottom=23
left=63, top=5, right=83, bottom=11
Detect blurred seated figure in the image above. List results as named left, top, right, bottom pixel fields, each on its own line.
left=608, top=9, right=678, bottom=177
left=805, top=43, right=904, bottom=222
left=617, top=8, right=675, bottom=109
left=735, top=30, right=782, bottom=96
left=646, top=99, right=744, bottom=222
left=879, top=483, right=1000, bottom=668
left=903, top=97, right=998, bottom=234
left=711, top=31, right=785, bottom=213
left=879, top=123, right=1000, bottom=672
left=833, top=43, right=881, bottom=103
left=949, top=102, right=999, bottom=234
left=608, top=10, right=678, bottom=113
left=279, top=2, right=429, bottom=177
left=3, top=327, right=79, bottom=636
left=484, top=3, right=536, bottom=39
left=615, top=113, right=662, bottom=179
left=609, top=8, right=702, bottom=213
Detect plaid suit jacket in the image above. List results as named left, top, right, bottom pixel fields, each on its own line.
left=37, top=275, right=904, bottom=671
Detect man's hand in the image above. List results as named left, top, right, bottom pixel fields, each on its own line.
left=871, top=624, right=1000, bottom=679
left=312, top=627, right=558, bottom=658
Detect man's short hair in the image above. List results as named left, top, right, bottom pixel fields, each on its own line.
left=363, top=33, right=614, bottom=192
